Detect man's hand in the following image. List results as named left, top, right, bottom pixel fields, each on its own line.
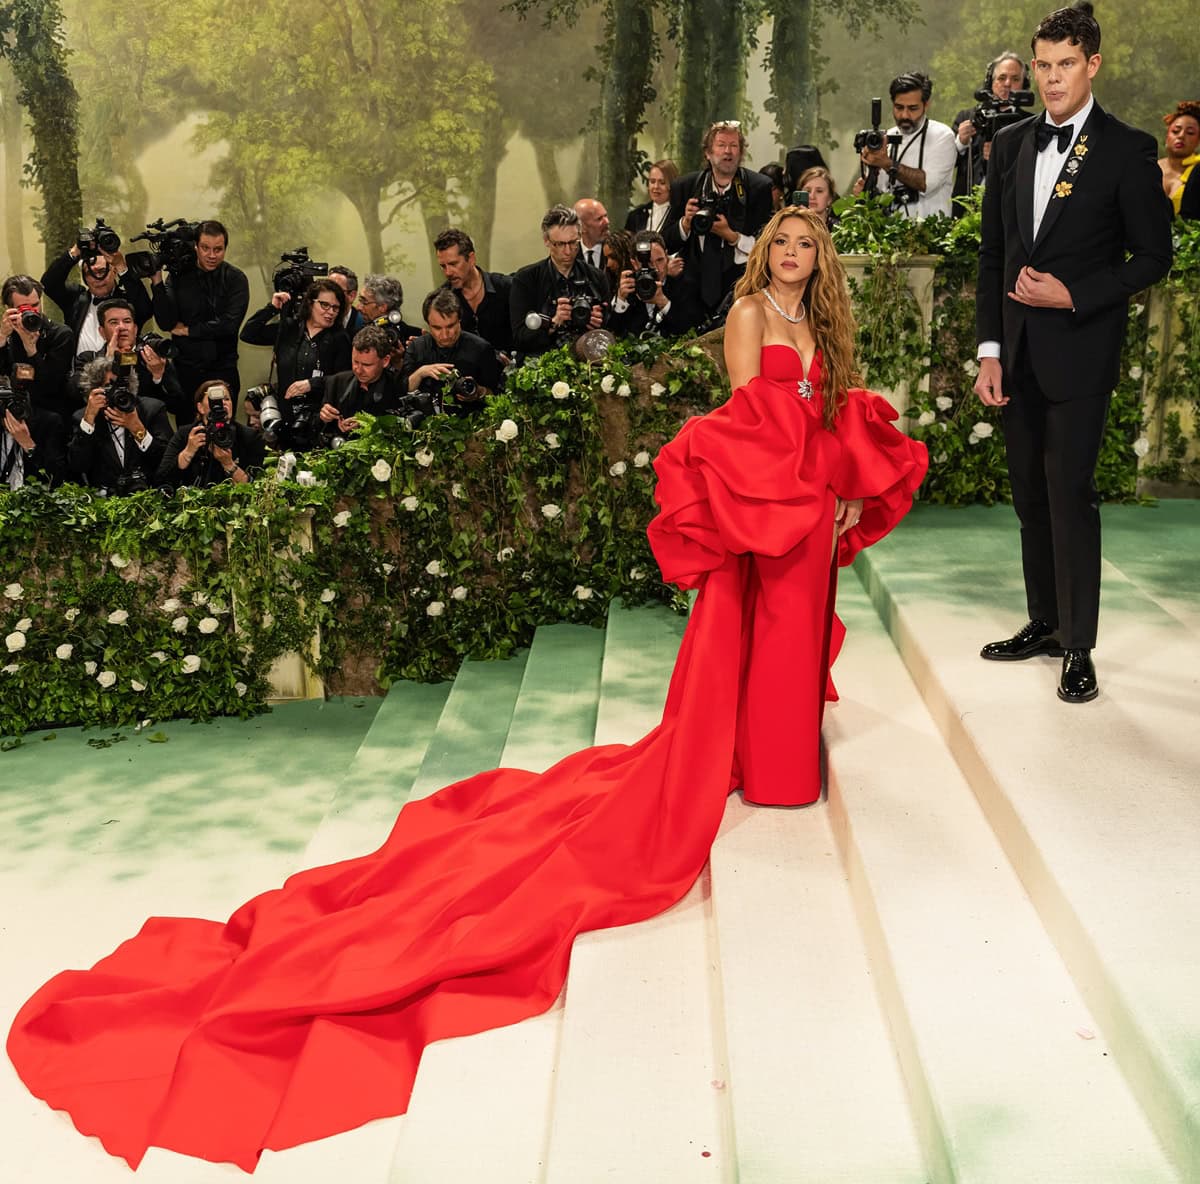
left=851, top=176, right=867, bottom=196
left=957, top=120, right=977, bottom=144
left=106, top=405, right=145, bottom=436
left=551, top=296, right=573, bottom=328
left=83, top=388, right=108, bottom=426
left=680, top=197, right=700, bottom=236
left=415, top=363, right=455, bottom=384
left=140, top=343, right=167, bottom=382
left=587, top=304, right=603, bottom=329
left=4, top=409, right=34, bottom=451
left=337, top=416, right=360, bottom=434
left=666, top=254, right=684, bottom=278
left=284, top=378, right=312, bottom=400
left=982, top=141, right=993, bottom=162
left=616, top=269, right=636, bottom=300
left=318, top=402, right=342, bottom=423
left=1008, top=266, right=1073, bottom=309
left=652, top=281, right=669, bottom=309
left=102, top=248, right=128, bottom=274
left=211, top=442, right=235, bottom=469
left=974, top=357, right=1009, bottom=407
left=178, top=422, right=207, bottom=467
left=861, top=144, right=892, bottom=171
left=5, top=307, right=39, bottom=352
left=271, top=291, right=292, bottom=311
left=709, top=214, right=739, bottom=245
left=170, top=322, right=189, bottom=337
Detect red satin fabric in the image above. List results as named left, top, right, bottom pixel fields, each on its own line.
left=7, top=348, right=927, bottom=1172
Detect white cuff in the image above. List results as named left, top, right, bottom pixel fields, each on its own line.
left=612, top=297, right=630, bottom=314
left=79, top=418, right=96, bottom=435
left=977, top=341, right=1001, bottom=359
left=734, top=233, right=754, bottom=265
left=136, top=429, right=154, bottom=452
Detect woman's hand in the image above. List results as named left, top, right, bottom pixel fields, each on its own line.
left=834, top=497, right=863, bottom=535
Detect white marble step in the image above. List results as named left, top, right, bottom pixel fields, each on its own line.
left=829, top=577, right=1178, bottom=1183
left=857, top=527, right=1200, bottom=1180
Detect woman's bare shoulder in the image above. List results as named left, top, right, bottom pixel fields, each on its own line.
left=725, top=292, right=766, bottom=335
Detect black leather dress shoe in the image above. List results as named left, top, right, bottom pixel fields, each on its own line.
left=1058, top=648, right=1099, bottom=703
left=980, top=619, right=1065, bottom=661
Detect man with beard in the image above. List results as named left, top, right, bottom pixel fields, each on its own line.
left=856, top=72, right=958, bottom=220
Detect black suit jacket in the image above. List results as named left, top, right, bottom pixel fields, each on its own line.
left=977, top=103, right=1173, bottom=400
left=1, top=407, right=65, bottom=488
left=40, top=252, right=154, bottom=350
left=66, top=396, right=173, bottom=491
left=0, top=321, right=77, bottom=421
left=155, top=421, right=265, bottom=490
left=509, top=257, right=608, bottom=356
left=609, top=275, right=704, bottom=339
left=624, top=201, right=679, bottom=242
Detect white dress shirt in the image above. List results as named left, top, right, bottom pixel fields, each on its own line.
left=878, top=118, right=958, bottom=220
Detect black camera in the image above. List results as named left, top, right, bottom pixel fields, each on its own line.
left=273, top=246, right=329, bottom=303
left=136, top=331, right=175, bottom=361
left=633, top=239, right=659, bottom=303
left=114, top=468, right=149, bottom=496
left=246, top=384, right=283, bottom=445
left=371, top=311, right=409, bottom=350
left=0, top=375, right=31, bottom=423
left=394, top=391, right=438, bottom=430
left=691, top=191, right=731, bottom=236
left=971, top=86, right=1035, bottom=142
left=853, top=97, right=903, bottom=155
left=76, top=217, right=121, bottom=263
left=566, top=278, right=595, bottom=331
left=205, top=394, right=234, bottom=450
left=15, top=303, right=44, bottom=333
left=125, top=217, right=200, bottom=279
left=104, top=351, right=138, bottom=414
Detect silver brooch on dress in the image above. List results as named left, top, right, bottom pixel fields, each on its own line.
left=797, top=379, right=814, bottom=400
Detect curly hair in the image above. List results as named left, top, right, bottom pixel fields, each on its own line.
left=601, top=229, right=636, bottom=276
left=1031, top=2, right=1100, bottom=59
left=1163, top=100, right=1200, bottom=129
left=733, top=206, right=861, bottom=429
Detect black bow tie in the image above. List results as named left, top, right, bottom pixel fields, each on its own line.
left=1035, top=121, right=1073, bottom=153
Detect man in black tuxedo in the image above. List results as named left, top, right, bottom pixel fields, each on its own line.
left=951, top=52, right=1030, bottom=207
left=609, top=231, right=703, bottom=339
left=1, top=378, right=64, bottom=489
left=974, top=1, right=1173, bottom=702
left=665, top=120, right=774, bottom=319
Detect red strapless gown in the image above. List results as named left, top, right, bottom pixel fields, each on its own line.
left=7, top=348, right=926, bottom=1172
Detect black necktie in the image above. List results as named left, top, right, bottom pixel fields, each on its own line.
left=1035, top=121, right=1073, bottom=153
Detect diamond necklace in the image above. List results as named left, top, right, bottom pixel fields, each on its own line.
left=763, top=286, right=806, bottom=324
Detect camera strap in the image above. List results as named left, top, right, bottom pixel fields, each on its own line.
left=0, top=434, right=23, bottom=488
left=892, top=121, right=929, bottom=172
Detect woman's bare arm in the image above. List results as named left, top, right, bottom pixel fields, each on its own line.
left=723, top=296, right=764, bottom=390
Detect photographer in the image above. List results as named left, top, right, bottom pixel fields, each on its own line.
left=509, top=205, right=606, bottom=357
left=81, top=299, right=187, bottom=420
left=434, top=228, right=513, bottom=355
left=952, top=53, right=1032, bottom=204
left=156, top=379, right=264, bottom=490
left=0, top=376, right=64, bottom=489
left=666, top=120, right=774, bottom=318
left=318, top=325, right=409, bottom=442
left=66, top=355, right=172, bottom=494
left=329, top=267, right=368, bottom=334
left=356, top=275, right=420, bottom=362
left=401, top=288, right=502, bottom=416
left=0, top=276, right=76, bottom=422
left=239, top=278, right=352, bottom=426
left=854, top=73, right=957, bottom=220
left=609, top=230, right=703, bottom=339
left=150, top=220, right=250, bottom=405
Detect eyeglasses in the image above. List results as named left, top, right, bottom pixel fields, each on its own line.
left=548, top=237, right=581, bottom=249
left=314, top=299, right=340, bottom=312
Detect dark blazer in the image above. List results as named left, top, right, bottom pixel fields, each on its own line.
left=609, top=275, right=704, bottom=339
left=624, top=201, right=679, bottom=242
left=509, top=257, right=609, bottom=356
left=1, top=407, right=65, bottom=487
left=0, top=321, right=77, bottom=421
left=977, top=103, right=1173, bottom=400
left=400, top=329, right=503, bottom=403
left=155, top=421, right=265, bottom=490
left=40, top=252, right=154, bottom=349
left=65, top=396, right=173, bottom=491
left=75, top=350, right=188, bottom=421
left=239, top=306, right=352, bottom=399
left=151, top=262, right=250, bottom=377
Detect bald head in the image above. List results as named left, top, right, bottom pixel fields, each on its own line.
left=574, top=198, right=610, bottom=248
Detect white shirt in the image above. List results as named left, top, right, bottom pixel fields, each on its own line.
left=978, top=95, right=1093, bottom=359
left=1, top=433, right=25, bottom=490
left=76, top=300, right=106, bottom=356
left=646, top=201, right=672, bottom=233
left=878, top=118, right=958, bottom=220
left=583, top=243, right=604, bottom=272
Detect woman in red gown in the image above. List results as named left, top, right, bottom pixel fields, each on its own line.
left=7, top=207, right=926, bottom=1173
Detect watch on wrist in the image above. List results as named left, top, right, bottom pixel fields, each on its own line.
left=133, top=427, right=147, bottom=443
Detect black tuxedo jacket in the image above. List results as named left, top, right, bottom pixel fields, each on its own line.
left=509, top=257, right=608, bottom=356
left=66, top=396, right=172, bottom=491
left=624, top=201, right=679, bottom=242
left=609, top=276, right=704, bottom=339
left=41, top=252, right=154, bottom=350
left=2, top=406, right=65, bottom=488
left=977, top=103, right=1173, bottom=400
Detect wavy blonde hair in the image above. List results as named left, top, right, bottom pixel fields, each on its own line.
left=733, top=206, right=860, bottom=428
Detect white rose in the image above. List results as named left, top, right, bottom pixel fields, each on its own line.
left=198, top=616, right=220, bottom=633
left=415, top=447, right=435, bottom=467
left=371, top=459, right=392, bottom=482
left=541, top=503, right=562, bottom=520
left=935, top=395, right=953, bottom=411
left=234, top=681, right=248, bottom=698
left=161, top=597, right=182, bottom=613
left=382, top=562, right=396, bottom=575
left=573, top=584, right=594, bottom=601
left=401, top=496, right=420, bottom=513
left=497, top=547, right=514, bottom=562
left=962, top=359, right=980, bottom=377
left=109, top=554, right=130, bottom=569
left=318, top=588, right=336, bottom=605
left=451, top=482, right=465, bottom=499
left=968, top=432, right=982, bottom=446
left=55, top=643, right=74, bottom=660
left=917, top=410, right=936, bottom=427
left=181, top=654, right=201, bottom=674
left=333, top=510, right=352, bottom=527
left=973, top=422, right=994, bottom=439
left=131, top=679, right=146, bottom=692
left=84, top=660, right=97, bottom=675
left=15, top=617, right=31, bottom=633
left=633, top=450, right=651, bottom=468
left=544, top=433, right=560, bottom=449
left=600, top=374, right=616, bottom=393
left=4, top=631, right=25, bottom=653
left=451, top=585, right=467, bottom=601
left=1133, top=436, right=1151, bottom=458
left=550, top=381, right=571, bottom=400
left=1128, top=365, right=1143, bottom=381
left=610, top=461, right=627, bottom=477
left=296, top=470, right=317, bottom=487
left=629, top=566, right=646, bottom=581
left=1, top=663, right=18, bottom=674
left=150, top=650, right=167, bottom=663
left=107, top=609, right=129, bottom=625
left=64, top=607, right=80, bottom=621
left=425, top=560, right=445, bottom=577
left=172, top=615, right=188, bottom=633
left=1132, top=303, right=1145, bottom=317
left=97, top=670, right=117, bottom=689
left=426, top=600, right=445, bottom=617
left=191, top=591, right=208, bottom=606
left=616, top=382, right=631, bottom=398
left=649, top=382, right=666, bottom=399
left=3, top=582, right=22, bottom=600
left=494, top=419, right=519, bottom=443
